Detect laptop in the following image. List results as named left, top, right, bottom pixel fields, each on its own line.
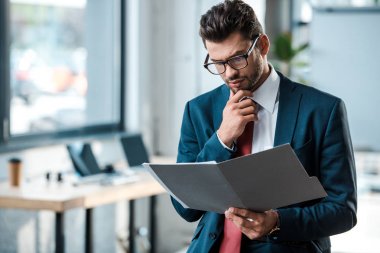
left=67, top=143, right=103, bottom=176
left=120, top=133, right=150, bottom=169
left=67, top=142, right=139, bottom=186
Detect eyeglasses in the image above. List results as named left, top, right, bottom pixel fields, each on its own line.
left=203, top=35, right=260, bottom=75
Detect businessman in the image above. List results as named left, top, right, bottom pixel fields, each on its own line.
left=172, top=0, right=357, bottom=252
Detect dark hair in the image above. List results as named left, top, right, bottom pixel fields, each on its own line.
left=199, top=0, right=263, bottom=45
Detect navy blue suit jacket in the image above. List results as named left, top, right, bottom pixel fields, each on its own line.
left=172, top=72, right=357, bottom=253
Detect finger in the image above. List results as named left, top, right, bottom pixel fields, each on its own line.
left=237, top=98, right=255, bottom=109
left=238, top=96, right=254, bottom=103
left=239, top=106, right=255, bottom=116
left=226, top=210, right=257, bottom=229
left=229, top=90, right=253, bottom=103
left=239, top=218, right=266, bottom=238
left=226, top=210, right=258, bottom=229
left=241, top=226, right=261, bottom=240
left=243, top=114, right=258, bottom=122
left=228, top=207, right=259, bottom=222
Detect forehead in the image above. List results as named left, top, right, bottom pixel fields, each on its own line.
left=205, top=32, right=251, bottom=61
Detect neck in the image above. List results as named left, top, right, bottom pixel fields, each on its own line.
left=261, top=63, right=271, bottom=80
left=251, top=63, right=271, bottom=93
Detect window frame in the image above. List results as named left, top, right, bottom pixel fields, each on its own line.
left=0, top=0, right=126, bottom=152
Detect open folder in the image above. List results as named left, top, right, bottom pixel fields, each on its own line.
left=143, top=144, right=327, bottom=214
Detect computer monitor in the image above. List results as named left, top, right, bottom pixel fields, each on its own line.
left=120, top=133, right=150, bottom=167
left=67, top=143, right=103, bottom=176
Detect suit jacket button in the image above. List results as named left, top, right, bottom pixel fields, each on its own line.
left=209, top=233, right=217, bottom=240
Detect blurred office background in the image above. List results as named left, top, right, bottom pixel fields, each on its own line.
left=0, top=0, right=379, bottom=252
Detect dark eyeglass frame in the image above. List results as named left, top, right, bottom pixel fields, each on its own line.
left=203, top=35, right=260, bottom=75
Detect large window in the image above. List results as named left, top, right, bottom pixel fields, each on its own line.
left=0, top=0, right=125, bottom=148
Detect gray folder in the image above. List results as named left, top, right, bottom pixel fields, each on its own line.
left=143, top=144, right=327, bottom=213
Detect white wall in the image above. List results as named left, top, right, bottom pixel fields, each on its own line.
left=310, top=7, right=380, bottom=151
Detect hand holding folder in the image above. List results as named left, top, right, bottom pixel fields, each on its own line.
left=144, top=144, right=327, bottom=214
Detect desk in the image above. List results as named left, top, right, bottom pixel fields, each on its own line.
left=0, top=169, right=166, bottom=253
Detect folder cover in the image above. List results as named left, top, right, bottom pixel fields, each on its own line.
left=143, top=144, right=327, bottom=213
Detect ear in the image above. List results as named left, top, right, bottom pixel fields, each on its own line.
left=258, top=34, right=270, bottom=56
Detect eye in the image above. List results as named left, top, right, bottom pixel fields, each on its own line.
left=228, top=56, right=246, bottom=67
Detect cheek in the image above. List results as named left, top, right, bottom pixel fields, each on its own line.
left=251, top=55, right=263, bottom=74
left=251, top=50, right=262, bottom=66
left=220, top=75, right=231, bottom=86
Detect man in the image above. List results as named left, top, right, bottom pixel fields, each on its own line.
left=171, top=0, right=357, bottom=252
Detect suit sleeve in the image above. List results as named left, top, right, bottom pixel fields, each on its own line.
left=171, top=101, right=234, bottom=222
left=276, top=99, right=357, bottom=241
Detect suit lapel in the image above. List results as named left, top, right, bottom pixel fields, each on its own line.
left=274, top=73, right=302, bottom=147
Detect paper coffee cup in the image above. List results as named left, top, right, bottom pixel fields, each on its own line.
left=8, top=158, right=22, bottom=187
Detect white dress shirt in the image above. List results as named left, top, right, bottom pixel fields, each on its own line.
left=217, top=65, right=280, bottom=154
left=251, top=66, right=279, bottom=153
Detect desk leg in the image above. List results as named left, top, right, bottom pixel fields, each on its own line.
left=149, top=196, right=157, bottom=253
left=129, top=200, right=136, bottom=253
left=85, top=208, right=94, bottom=253
left=55, top=212, right=64, bottom=253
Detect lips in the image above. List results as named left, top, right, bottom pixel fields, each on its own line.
left=229, top=79, right=244, bottom=88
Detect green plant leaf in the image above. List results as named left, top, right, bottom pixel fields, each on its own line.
left=274, top=32, right=294, bottom=62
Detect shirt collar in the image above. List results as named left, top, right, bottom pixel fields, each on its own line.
left=252, top=64, right=280, bottom=114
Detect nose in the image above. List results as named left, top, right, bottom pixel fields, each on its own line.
left=224, top=64, right=239, bottom=79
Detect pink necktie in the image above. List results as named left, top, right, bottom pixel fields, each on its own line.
left=219, top=121, right=254, bottom=253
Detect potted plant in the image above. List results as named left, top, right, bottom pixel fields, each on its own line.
left=272, top=32, right=309, bottom=77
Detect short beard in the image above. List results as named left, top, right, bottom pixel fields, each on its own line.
left=246, top=53, right=264, bottom=92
